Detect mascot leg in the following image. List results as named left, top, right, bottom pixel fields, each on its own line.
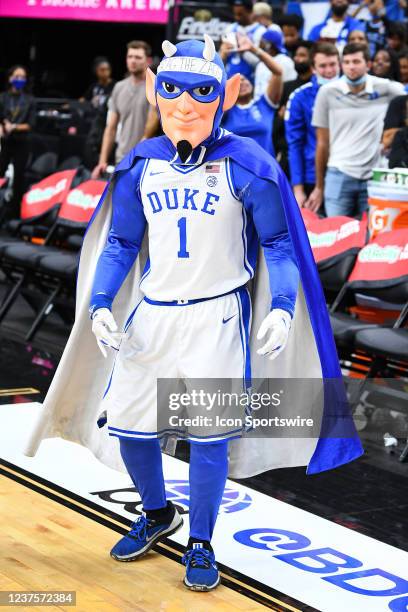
left=119, top=437, right=167, bottom=512
left=110, top=437, right=183, bottom=562
left=188, top=440, right=229, bottom=545
left=182, top=440, right=228, bottom=590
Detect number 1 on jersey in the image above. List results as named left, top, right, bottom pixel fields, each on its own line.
left=177, top=217, right=190, bottom=258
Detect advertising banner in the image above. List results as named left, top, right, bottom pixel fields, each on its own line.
left=0, top=0, right=168, bottom=24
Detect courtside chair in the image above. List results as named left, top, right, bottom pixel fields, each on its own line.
left=22, top=179, right=107, bottom=341
left=0, top=169, right=78, bottom=322
left=329, top=229, right=408, bottom=367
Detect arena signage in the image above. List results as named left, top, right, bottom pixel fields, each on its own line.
left=175, top=2, right=231, bottom=43
left=0, top=0, right=168, bottom=24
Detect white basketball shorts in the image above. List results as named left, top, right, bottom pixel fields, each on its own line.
left=103, top=286, right=252, bottom=443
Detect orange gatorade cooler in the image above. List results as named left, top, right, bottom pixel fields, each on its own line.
left=367, top=168, right=408, bottom=237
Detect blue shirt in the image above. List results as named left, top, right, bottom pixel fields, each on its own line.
left=284, top=76, right=319, bottom=186
left=222, top=95, right=277, bottom=157
left=308, top=14, right=363, bottom=45
left=224, top=22, right=266, bottom=81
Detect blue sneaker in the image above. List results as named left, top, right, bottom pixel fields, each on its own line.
left=182, top=543, right=220, bottom=591
left=110, top=506, right=183, bottom=562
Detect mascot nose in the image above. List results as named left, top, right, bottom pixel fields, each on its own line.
left=176, top=91, right=195, bottom=114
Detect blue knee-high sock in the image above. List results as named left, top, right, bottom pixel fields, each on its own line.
left=188, top=441, right=229, bottom=542
left=119, top=438, right=167, bottom=511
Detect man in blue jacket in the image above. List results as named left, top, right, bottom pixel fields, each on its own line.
left=285, top=42, right=339, bottom=209
left=308, top=0, right=363, bottom=50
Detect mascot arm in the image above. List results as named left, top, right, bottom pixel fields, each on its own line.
left=230, top=160, right=299, bottom=317
left=89, top=160, right=147, bottom=316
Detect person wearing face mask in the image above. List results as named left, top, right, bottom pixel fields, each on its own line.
left=281, top=40, right=314, bottom=107
left=285, top=43, right=340, bottom=209
left=0, top=65, right=36, bottom=219
left=308, top=0, right=364, bottom=51
left=310, top=42, right=404, bottom=217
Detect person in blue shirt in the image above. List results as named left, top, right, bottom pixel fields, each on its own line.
left=285, top=42, right=340, bottom=208
left=222, top=34, right=283, bottom=156
left=221, top=0, right=266, bottom=80
left=308, top=0, right=363, bottom=49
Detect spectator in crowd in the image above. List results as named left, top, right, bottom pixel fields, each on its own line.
left=274, top=41, right=314, bottom=173
left=92, top=41, right=158, bottom=179
left=310, top=43, right=404, bottom=216
left=348, top=29, right=369, bottom=47
left=252, top=2, right=273, bottom=27
left=254, top=25, right=297, bottom=99
left=285, top=43, right=340, bottom=208
left=387, top=21, right=408, bottom=54
left=222, top=36, right=283, bottom=156
left=281, top=40, right=314, bottom=106
left=308, top=0, right=363, bottom=50
left=398, top=51, right=408, bottom=88
left=371, top=48, right=401, bottom=79
left=384, top=0, right=406, bottom=21
left=221, top=0, right=266, bottom=80
left=278, top=14, right=304, bottom=57
left=80, top=57, right=115, bottom=111
left=0, top=65, right=36, bottom=217
left=382, top=93, right=408, bottom=150
left=81, top=57, right=116, bottom=170
left=352, top=0, right=387, bottom=57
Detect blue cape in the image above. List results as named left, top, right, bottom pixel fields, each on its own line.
left=88, top=132, right=364, bottom=475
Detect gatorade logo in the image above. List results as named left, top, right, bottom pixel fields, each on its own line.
left=370, top=210, right=389, bottom=233
left=26, top=179, right=68, bottom=205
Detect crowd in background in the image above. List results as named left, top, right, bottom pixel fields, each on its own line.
left=2, top=0, right=408, bottom=220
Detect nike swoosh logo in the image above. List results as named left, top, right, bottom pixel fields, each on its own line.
left=222, top=314, right=237, bottom=324
left=150, top=171, right=165, bottom=176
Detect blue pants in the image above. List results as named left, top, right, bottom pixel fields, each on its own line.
left=324, top=167, right=368, bottom=218
left=119, top=438, right=229, bottom=542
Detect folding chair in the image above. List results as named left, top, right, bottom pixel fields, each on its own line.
left=23, top=179, right=107, bottom=340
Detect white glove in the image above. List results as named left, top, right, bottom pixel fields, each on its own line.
left=256, top=308, right=292, bottom=361
left=92, top=308, right=119, bottom=358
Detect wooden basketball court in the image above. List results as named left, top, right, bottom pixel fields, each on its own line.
left=0, top=462, right=303, bottom=611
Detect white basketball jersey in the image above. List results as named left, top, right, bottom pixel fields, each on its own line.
left=139, top=157, right=253, bottom=301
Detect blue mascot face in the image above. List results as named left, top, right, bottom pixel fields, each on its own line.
left=146, top=35, right=240, bottom=156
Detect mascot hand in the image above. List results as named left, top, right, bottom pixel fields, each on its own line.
left=256, top=308, right=292, bottom=361
left=92, top=308, right=119, bottom=358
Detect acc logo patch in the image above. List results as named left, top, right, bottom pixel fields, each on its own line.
left=165, top=479, right=252, bottom=514
left=206, top=175, right=218, bottom=188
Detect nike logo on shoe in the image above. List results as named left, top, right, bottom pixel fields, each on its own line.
left=222, top=314, right=237, bottom=324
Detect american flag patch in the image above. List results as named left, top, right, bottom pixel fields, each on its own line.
left=205, top=164, right=220, bottom=173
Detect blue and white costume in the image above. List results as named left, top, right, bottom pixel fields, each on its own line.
left=90, top=145, right=297, bottom=440
left=25, top=39, right=363, bottom=485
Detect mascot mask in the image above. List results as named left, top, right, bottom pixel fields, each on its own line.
left=146, top=35, right=240, bottom=161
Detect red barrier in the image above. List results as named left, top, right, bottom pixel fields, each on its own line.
left=307, top=214, right=368, bottom=263
left=20, top=170, right=77, bottom=220
left=348, top=228, right=408, bottom=284
left=59, top=180, right=107, bottom=224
